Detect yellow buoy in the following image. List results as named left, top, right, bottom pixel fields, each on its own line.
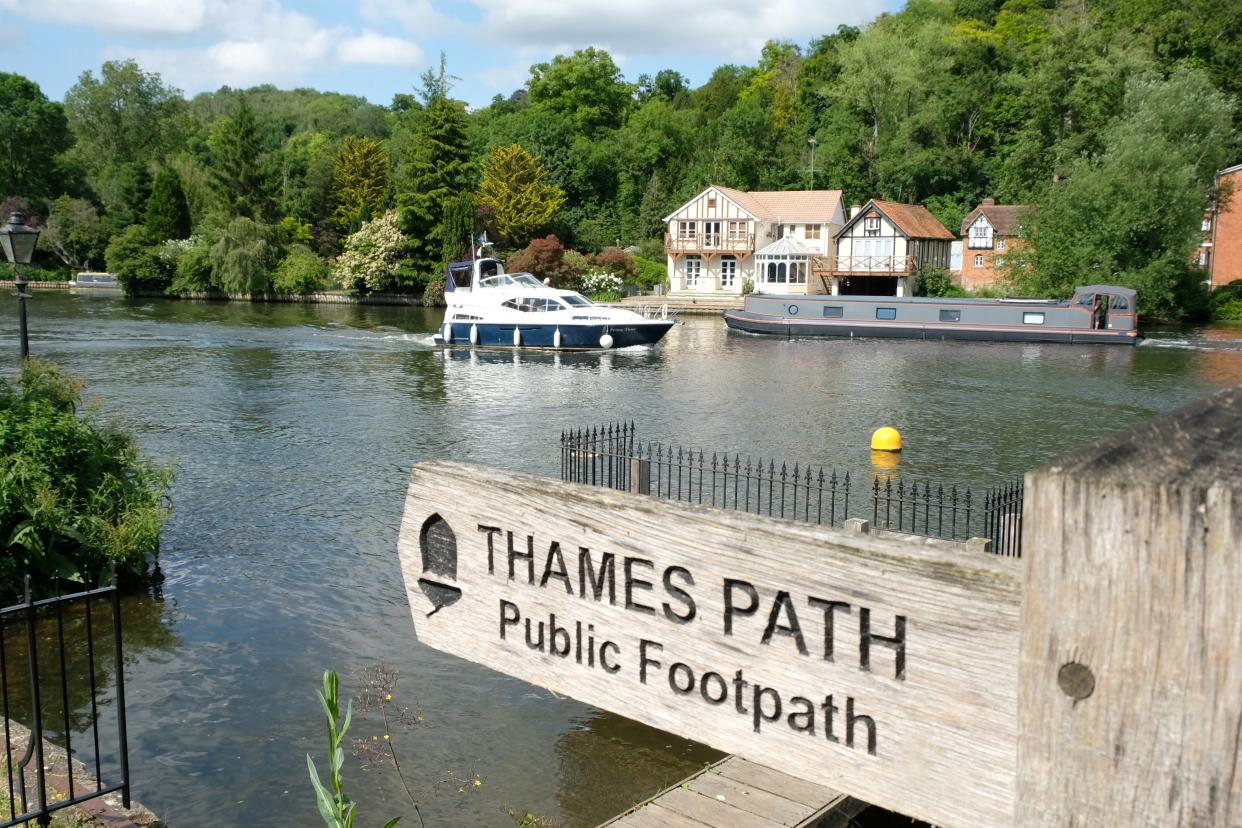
left=871, top=426, right=902, bottom=452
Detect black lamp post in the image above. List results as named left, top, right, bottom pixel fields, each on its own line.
left=0, top=212, right=40, bottom=360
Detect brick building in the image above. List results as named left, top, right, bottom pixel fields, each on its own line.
left=1207, top=162, right=1242, bottom=289
left=958, top=199, right=1029, bottom=290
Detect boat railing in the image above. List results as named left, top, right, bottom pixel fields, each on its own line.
left=560, top=422, right=1024, bottom=556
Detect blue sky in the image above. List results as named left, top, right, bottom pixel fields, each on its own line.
left=0, top=0, right=900, bottom=109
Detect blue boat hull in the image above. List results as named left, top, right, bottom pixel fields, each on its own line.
left=434, top=321, right=674, bottom=349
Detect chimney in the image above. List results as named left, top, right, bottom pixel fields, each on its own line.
left=982, top=197, right=996, bottom=206
left=849, top=204, right=862, bottom=220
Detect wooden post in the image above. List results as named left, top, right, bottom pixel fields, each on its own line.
left=1018, top=384, right=1242, bottom=827
left=629, top=456, right=650, bottom=495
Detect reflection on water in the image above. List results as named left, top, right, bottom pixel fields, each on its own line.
left=0, top=293, right=1239, bottom=826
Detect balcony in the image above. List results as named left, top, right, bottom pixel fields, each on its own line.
left=664, top=233, right=754, bottom=255
left=817, top=255, right=919, bottom=276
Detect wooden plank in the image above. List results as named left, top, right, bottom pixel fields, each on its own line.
left=398, top=462, right=1021, bottom=828
left=1018, top=384, right=1242, bottom=827
left=688, top=771, right=815, bottom=825
left=657, top=785, right=787, bottom=828
left=614, top=803, right=714, bottom=828
left=714, top=757, right=841, bottom=810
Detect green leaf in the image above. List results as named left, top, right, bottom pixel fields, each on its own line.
left=379, top=818, right=402, bottom=828
left=307, top=754, right=341, bottom=828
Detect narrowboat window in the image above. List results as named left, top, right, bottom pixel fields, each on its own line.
left=939, top=309, right=961, bottom=322
left=876, top=307, right=897, bottom=320
left=1023, top=312, right=1045, bottom=325
left=823, top=306, right=844, bottom=318
left=1111, top=296, right=1128, bottom=310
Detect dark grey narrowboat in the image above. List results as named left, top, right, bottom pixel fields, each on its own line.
left=724, top=285, right=1139, bottom=345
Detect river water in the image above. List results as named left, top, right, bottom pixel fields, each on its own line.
left=3, top=291, right=1241, bottom=826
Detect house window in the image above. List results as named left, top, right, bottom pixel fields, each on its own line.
left=728, top=221, right=746, bottom=241
left=863, top=217, right=880, bottom=236
left=707, top=196, right=717, bottom=210
left=939, top=309, right=961, bottom=322
left=678, top=221, right=696, bottom=241
left=685, top=255, right=701, bottom=287
left=876, top=307, right=897, bottom=320
left=974, top=254, right=984, bottom=267
left=805, top=224, right=821, bottom=240
left=996, top=238, right=1006, bottom=251
left=969, top=219, right=993, bottom=249
left=787, top=224, right=798, bottom=237
left=1202, top=217, right=1212, bottom=232
left=1023, top=312, right=1045, bottom=325
left=823, top=306, right=844, bottom=318
left=996, top=257, right=1005, bottom=267
left=720, top=256, right=737, bottom=289
left=704, top=221, right=721, bottom=247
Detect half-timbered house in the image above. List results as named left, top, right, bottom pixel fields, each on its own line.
left=823, top=200, right=954, bottom=297
left=663, top=186, right=844, bottom=296
left=959, top=198, right=1029, bottom=290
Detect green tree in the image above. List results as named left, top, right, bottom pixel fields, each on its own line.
left=332, top=210, right=404, bottom=292
left=210, top=216, right=278, bottom=294
left=394, top=95, right=473, bottom=288
left=271, top=244, right=328, bottom=294
left=41, top=197, right=106, bottom=271
left=527, top=48, right=632, bottom=136
left=1017, top=68, right=1234, bottom=319
left=0, top=73, right=74, bottom=203
left=145, top=167, right=192, bottom=242
left=63, top=60, right=187, bottom=212
left=332, top=135, right=389, bottom=233
left=476, top=144, right=565, bottom=246
left=209, top=98, right=274, bottom=220
left=105, top=225, right=165, bottom=293
left=437, top=192, right=476, bottom=263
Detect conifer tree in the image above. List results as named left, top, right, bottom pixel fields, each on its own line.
left=332, top=135, right=389, bottom=233
left=145, top=167, right=191, bottom=242
left=476, top=144, right=565, bottom=247
left=209, top=97, right=273, bottom=220
left=394, top=94, right=473, bottom=287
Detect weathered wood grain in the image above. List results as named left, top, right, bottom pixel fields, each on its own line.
left=398, top=461, right=1021, bottom=828
left=1018, top=383, right=1242, bottom=827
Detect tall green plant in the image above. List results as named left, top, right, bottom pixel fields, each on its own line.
left=145, top=167, right=191, bottom=242
left=307, top=671, right=400, bottom=828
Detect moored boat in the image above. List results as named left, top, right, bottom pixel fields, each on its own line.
left=432, top=257, right=674, bottom=350
left=724, top=285, right=1139, bottom=345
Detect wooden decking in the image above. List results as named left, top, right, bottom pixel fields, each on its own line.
left=598, top=756, right=866, bottom=828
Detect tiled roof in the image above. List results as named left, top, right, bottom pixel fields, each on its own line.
left=715, top=186, right=843, bottom=221
left=960, top=202, right=1030, bottom=236
left=869, top=200, right=955, bottom=240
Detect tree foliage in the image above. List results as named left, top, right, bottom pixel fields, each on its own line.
left=41, top=196, right=106, bottom=271
left=332, top=210, right=404, bottom=292
left=332, top=135, right=389, bottom=233
left=476, top=144, right=565, bottom=246
left=0, top=360, right=170, bottom=597
left=209, top=98, right=274, bottom=220
left=145, top=167, right=192, bottom=243
left=210, top=217, right=279, bottom=295
left=0, top=73, right=73, bottom=203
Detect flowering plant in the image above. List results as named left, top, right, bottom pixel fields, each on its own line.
left=578, top=269, right=623, bottom=296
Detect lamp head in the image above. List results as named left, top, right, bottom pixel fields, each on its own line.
left=0, top=212, right=40, bottom=264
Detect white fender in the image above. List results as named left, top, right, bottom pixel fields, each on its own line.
left=513, top=327, right=522, bottom=347
left=599, top=333, right=614, bottom=349
left=469, top=324, right=478, bottom=345
left=442, top=322, right=452, bottom=344
left=553, top=327, right=561, bottom=349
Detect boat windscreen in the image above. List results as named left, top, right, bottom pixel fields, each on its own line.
left=479, top=274, right=517, bottom=288
left=561, top=294, right=592, bottom=306
left=509, top=273, right=543, bottom=287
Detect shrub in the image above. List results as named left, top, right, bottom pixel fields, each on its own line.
left=332, top=210, right=404, bottom=293
left=422, top=277, right=445, bottom=307
left=579, top=270, right=623, bottom=298
left=1210, top=281, right=1242, bottom=322
left=589, top=247, right=638, bottom=280
left=210, top=217, right=279, bottom=295
left=632, top=256, right=668, bottom=292
left=171, top=237, right=215, bottom=294
left=915, top=266, right=966, bottom=298
left=506, top=235, right=573, bottom=287
left=1, top=263, right=72, bottom=283
left=561, top=250, right=590, bottom=283
left=105, top=225, right=167, bottom=293
left=272, top=245, right=328, bottom=295
left=0, top=360, right=170, bottom=598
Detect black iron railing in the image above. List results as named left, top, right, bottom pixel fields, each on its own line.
left=560, top=423, right=1024, bottom=555
left=1, top=573, right=129, bottom=827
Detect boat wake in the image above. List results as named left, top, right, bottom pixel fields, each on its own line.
left=1139, top=338, right=1242, bottom=352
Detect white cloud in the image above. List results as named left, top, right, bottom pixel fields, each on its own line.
left=469, top=0, right=887, bottom=59
left=0, top=0, right=208, bottom=35
left=338, top=31, right=424, bottom=68
left=361, top=0, right=454, bottom=35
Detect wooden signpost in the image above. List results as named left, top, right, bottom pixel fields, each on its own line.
left=397, top=384, right=1242, bottom=828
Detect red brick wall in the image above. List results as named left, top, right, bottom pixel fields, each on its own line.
left=959, top=237, right=1021, bottom=290
left=1212, top=169, right=1242, bottom=288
